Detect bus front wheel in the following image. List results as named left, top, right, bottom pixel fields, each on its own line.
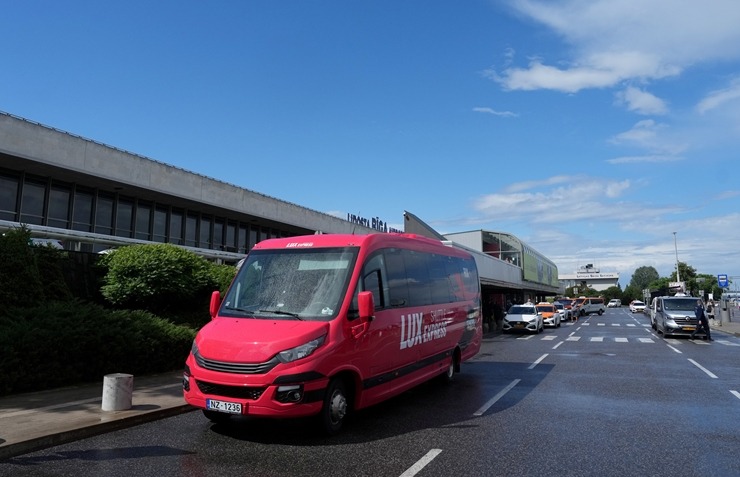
left=320, top=378, right=348, bottom=435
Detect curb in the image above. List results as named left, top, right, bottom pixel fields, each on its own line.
left=0, top=404, right=195, bottom=461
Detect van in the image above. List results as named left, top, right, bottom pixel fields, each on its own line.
left=183, top=233, right=482, bottom=434
left=577, top=297, right=605, bottom=316
left=653, top=296, right=703, bottom=338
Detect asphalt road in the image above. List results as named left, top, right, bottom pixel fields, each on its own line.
left=2, top=308, right=739, bottom=477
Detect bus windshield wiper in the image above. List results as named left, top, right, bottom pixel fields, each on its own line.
left=257, top=309, right=303, bottom=320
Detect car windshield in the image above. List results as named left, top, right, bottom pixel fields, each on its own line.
left=220, top=247, right=358, bottom=321
left=509, top=306, right=535, bottom=315
left=633, top=301, right=644, bottom=306
left=663, top=298, right=697, bottom=311
left=536, top=305, right=555, bottom=312
left=553, top=303, right=564, bottom=309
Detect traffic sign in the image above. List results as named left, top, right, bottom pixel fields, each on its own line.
left=718, top=274, right=729, bottom=288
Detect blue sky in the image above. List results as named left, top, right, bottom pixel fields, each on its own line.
left=3, top=1, right=740, bottom=289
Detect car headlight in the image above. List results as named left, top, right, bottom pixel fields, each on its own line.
left=277, top=335, right=326, bottom=363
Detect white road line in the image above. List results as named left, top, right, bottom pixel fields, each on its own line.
left=731, top=390, right=740, bottom=400
left=611, top=324, right=620, bottom=327
left=541, top=335, right=557, bottom=341
left=400, top=449, right=443, bottom=477
left=688, top=359, right=718, bottom=379
left=473, top=379, right=521, bottom=417
left=597, top=323, right=605, bottom=327
left=717, top=340, right=740, bottom=347
left=529, top=354, right=548, bottom=369
left=590, top=337, right=604, bottom=342
left=552, top=341, right=564, bottom=349
left=615, top=338, right=628, bottom=342
left=627, top=324, right=636, bottom=327
left=566, top=336, right=581, bottom=341
left=516, top=335, right=535, bottom=340
left=667, top=345, right=682, bottom=354
left=638, top=338, right=655, bottom=343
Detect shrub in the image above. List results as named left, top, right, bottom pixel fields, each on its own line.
left=0, top=301, right=196, bottom=395
left=99, top=243, right=219, bottom=315
left=0, top=226, right=49, bottom=310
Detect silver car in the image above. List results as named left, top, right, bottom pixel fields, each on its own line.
left=654, top=296, right=704, bottom=338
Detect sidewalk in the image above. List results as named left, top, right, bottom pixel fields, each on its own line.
left=2, top=320, right=739, bottom=461
left=0, top=371, right=193, bottom=461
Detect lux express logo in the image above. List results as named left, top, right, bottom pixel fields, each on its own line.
left=400, top=310, right=449, bottom=350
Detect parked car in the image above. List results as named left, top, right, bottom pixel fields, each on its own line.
left=629, top=300, right=646, bottom=313
left=607, top=299, right=621, bottom=308
left=502, top=304, right=544, bottom=334
left=536, top=302, right=562, bottom=328
left=553, top=302, right=572, bottom=322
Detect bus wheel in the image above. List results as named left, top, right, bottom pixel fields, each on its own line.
left=320, top=378, right=348, bottom=435
left=439, top=355, right=455, bottom=384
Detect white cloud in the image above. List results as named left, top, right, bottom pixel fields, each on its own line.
left=473, top=107, right=518, bottom=117
left=615, top=86, right=668, bottom=115
left=609, top=120, right=688, bottom=155
left=607, top=155, right=684, bottom=165
left=494, top=1, right=740, bottom=92
left=696, top=79, right=740, bottom=114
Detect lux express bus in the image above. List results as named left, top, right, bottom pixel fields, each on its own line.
left=183, top=233, right=482, bottom=434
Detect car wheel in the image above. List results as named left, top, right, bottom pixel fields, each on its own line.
left=598, top=309, right=603, bottom=315
left=320, top=378, right=349, bottom=435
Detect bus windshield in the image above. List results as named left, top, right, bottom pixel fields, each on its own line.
left=220, top=247, right=359, bottom=321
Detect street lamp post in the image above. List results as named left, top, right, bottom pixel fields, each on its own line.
left=673, top=232, right=681, bottom=284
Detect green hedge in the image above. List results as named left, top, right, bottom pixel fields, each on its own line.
left=0, top=301, right=196, bottom=396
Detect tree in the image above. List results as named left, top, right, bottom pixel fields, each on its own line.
left=630, top=266, right=660, bottom=292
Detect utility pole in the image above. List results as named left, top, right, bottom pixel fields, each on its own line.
left=673, top=232, right=681, bottom=284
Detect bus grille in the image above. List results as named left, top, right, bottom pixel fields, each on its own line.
left=194, top=351, right=279, bottom=374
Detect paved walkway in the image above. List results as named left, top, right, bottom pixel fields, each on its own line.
left=1, top=321, right=738, bottom=461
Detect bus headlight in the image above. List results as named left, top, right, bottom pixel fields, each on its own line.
left=277, top=335, right=326, bottom=363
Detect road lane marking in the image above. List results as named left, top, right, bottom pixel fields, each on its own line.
left=566, top=336, right=581, bottom=341
left=615, top=338, right=628, bottom=342
left=591, top=337, right=604, bottom=342
left=731, top=390, right=740, bottom=400
left=400, top=449, right=443, bottom=477
left=541, top=335, right=557, bottom=340
left=688, top=359, right=718, bottom=378
left=627, top=324, right=636, bottom=327
left=717, top=340, right=740, bottom=347
left=516, top=335, right=535, bottom=340
left=611, top=324, right=621, bottom=327
left=597, top=323, right=605, bottom=326
left=529, top=354, right=548, bottom=369
left=638, top=338, right=654, bottom=343
left=667, top=345, right=682, bottom=354
left=473, top=379, right=521, bottom=417
left=552, top=341, right=564, bottom=349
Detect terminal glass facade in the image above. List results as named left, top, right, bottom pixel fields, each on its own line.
left=0, top=168, right=301, bottom=256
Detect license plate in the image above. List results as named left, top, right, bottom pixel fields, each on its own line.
left=515, top=323, right=525, bottom=328
left=682, top=326, right=696, bottom=331
left=206, top=399, right=243, bottom=414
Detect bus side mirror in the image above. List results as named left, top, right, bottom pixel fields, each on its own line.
left=209, top=290, right=222, bottom=319
left=358, top=291, right=375, bottom=322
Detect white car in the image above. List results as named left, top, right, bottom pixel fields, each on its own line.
left=607, top=299, right=621, bottom=308
left=553, top=302, right=572, bottom=321
left=503, top=304, right=544, bottom=334
left=629, top=300, right=646, bottom=313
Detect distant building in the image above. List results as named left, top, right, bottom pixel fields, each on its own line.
left=558, top=264, right=619, bottom=292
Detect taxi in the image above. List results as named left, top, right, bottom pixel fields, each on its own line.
left=536, top=302, right=562, bottom=328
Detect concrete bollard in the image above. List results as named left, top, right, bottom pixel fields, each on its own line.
left=102, top=373, right=133, bottom=411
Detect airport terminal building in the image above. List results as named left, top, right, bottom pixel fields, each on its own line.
left=0, top=111, right=561, bottom=306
